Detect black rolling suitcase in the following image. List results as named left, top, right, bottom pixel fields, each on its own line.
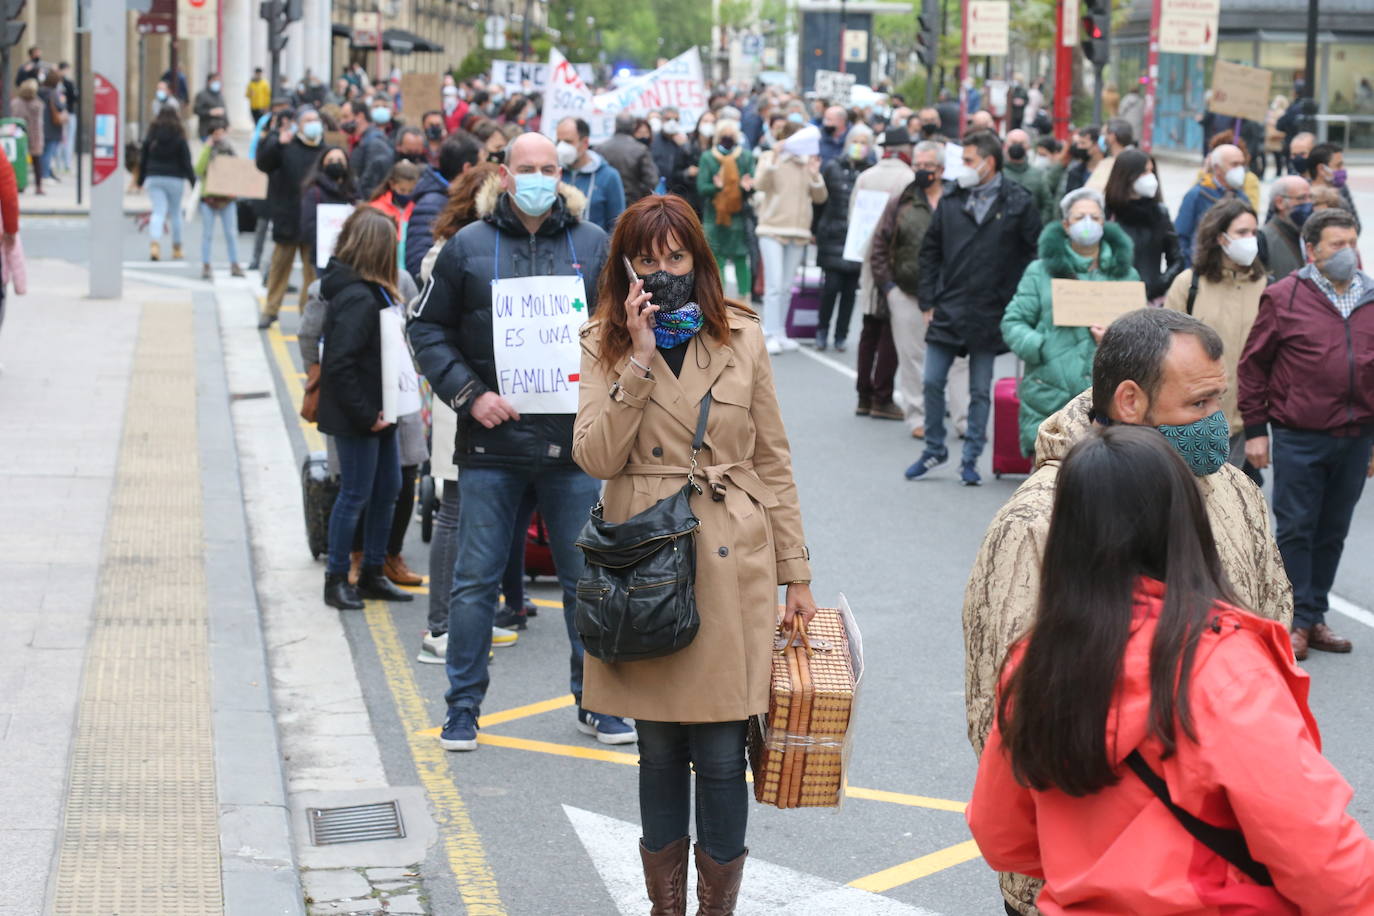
left=302, top=451, right=339, bottom=559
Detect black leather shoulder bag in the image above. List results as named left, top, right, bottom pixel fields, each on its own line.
left=573, top=392, right=711, bottom=663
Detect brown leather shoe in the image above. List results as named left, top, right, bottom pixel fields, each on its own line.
left=694, top=844, right=746, bottom=916
left=641, top=837, right=689, bottom=916
left=384, top=554, right=424, bottom=586
left=348, top=551, right=362, bottom=587
left=870, top=400, right=903, bottom=421
left=1309, top=622, right=1353, bottom=654
left=1291, top=627, right=1310, bottom=662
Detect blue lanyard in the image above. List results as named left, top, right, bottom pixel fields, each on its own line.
left=491, top=224, right=582, bottom=283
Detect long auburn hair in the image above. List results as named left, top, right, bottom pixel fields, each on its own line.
left=432, top=162, right=501, bottom=243
left=333, top=205, right=400, bottom=302
left=996, top=425, right=1237, bottom=797
left=1193, top=197, right=1265, bottom=284
left=594, top=194, right=740, bottom=368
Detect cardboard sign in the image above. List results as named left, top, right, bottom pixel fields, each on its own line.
left=400, top=73, right=443, bottom=117
left=1051, top=279, right=1147, bottom=327
left=315, top=203, right=353, bottom=269
left=490, top=273, right=588, bottom=414
left=324, top=130, right=348, bottom=151
left=843, top=189, right=891, bottom=263
left=814, top=70, right=856, bottom=106
left=204, top=156, right=267, bottom=199
left=1159, top=0, right=1220, bottom=55
left=1209, top=60, right=1272, bottom=124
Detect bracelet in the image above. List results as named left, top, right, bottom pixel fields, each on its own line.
left=628, top=354, right=652, bottom=375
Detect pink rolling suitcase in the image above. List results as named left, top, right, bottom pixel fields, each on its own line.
left=992, top=377, right=1033, bottom=478
left=785, top=264, right=823, bottom=339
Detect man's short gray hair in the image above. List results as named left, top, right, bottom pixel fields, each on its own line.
left=614, top=111, right=637, bottom=134
left=848, top=123, right=874, bottom=144
left=914, top=140, right=944, bottom=158
left=1060, top=187, right=1105, bottom=221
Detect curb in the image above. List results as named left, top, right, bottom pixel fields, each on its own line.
left=194, top=289, right=307, bottom=916
left=22, top=206, right=148, bottom=217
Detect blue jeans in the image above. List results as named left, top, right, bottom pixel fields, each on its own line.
left=327, top=427, right=401, bottom=576
left=637, top=720, right=749, bottom=863
left=40, top=138, right=60, bottom=179
left=1271, top=428, right=1374, bottom=630
left=444, top=465, right=601, bottom=715
left=145, top=175, right=185, bottom=246
left=200, top=201, right=240, bottom=265
left=923, top=340, right=996, bottom=465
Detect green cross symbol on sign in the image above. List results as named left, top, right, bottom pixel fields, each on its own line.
left=572, top=297, right=586, bottom=312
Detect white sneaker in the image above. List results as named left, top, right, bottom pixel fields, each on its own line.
left=765, top=335, right=782, bottom=355
left=492, top=625, right=519, bottom=648
left=778, top=337, right=800, bottom=352
left=417, top=630, right=447, bottom=664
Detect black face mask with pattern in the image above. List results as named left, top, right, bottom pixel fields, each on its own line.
left=640, top=269, right=696, bottom=312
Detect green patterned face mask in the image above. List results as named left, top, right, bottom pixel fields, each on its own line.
left=1156, top=410, right=1230, bottom=477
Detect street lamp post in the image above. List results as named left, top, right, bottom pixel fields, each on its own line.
left=839, top=0, right=848, bottom=74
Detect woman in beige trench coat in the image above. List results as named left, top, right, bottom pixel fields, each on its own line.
left=573, top=194, right=816, bottom=916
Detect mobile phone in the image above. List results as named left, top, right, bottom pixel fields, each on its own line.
left=622, top=255, right=639, bottom=287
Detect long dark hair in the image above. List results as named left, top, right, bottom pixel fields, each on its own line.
left=1193, top=197, right=1265, bottom=283
left=149, top=105, right=186, bottom=142
left=996, top=425, right=1237, bottom=797
left=595, top=194, right=738, bottom=368
left=1103, top=148, right=1160, bottom=215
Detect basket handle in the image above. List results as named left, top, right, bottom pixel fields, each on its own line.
left=783, top=614, right=813, bottom=657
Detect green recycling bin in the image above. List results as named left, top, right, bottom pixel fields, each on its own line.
left=0, top=118, right=29, bottom=191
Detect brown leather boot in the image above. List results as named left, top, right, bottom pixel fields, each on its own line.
left=384, top=554, right=423, bottom=586
left=640, top=837, right=689, bottom=916
left=348, top=551, right=362, bottom=586
left=693, top=844, right=746, bottom=916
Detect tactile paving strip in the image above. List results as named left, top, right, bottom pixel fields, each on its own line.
left=51, top=301, right=223, bottom=915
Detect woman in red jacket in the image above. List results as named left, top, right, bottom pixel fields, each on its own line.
left=968, top=424, right=1374, bottom=915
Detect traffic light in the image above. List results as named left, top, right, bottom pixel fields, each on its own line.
left=916, top=0, right=938, bottom=69
left=1, top=0, right=26, bottom=50
left=1080, top=0, right=1110, bottom=67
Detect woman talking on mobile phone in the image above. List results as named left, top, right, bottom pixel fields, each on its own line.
left=573, top=194, right=816, bottom=916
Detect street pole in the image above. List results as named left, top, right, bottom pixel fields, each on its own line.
left=1141, top=0, right=1159, bottom=152
left=89, top=0, right=125, bottom=299
left=521, top=0, right=532, bottom=62
left=75, top=21, right=83, bottom=206
left=938, top=0, right=947, bottom=92
left=839, top=0, right=848, bottom=75
left=958, top=0, right=968, bottom=136
left=1304, top=0, right=1318, bottom=100
left=1053, top=0, right=1071, bottom=142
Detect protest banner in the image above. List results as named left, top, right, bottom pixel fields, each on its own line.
left=1209, top=60, right=1272, bottom=124
left=493, top=59, right=596, bottom=94
left=400, top=73, right=443, bottom=116
left=315, top=203, right=353, bottom=269
left=843, top=189, right=890, bottom=262
left=204, top=156, right=267, bottom=199
left=543, top=48, right=707, bottom=144
left=1051, top=279, right=1146, bottom=327
left=814, top=70, right=856, bottom=106
left=490, top=274, right=588, bottom=414
left=540, top=49, right=616, bottom=143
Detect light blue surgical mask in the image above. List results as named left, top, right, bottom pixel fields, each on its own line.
left=300, top=120, right=323, bottom=142
left=512, top=173, right=558, bottom=216
left=1156, top=410, right=1230, bottom=477
left=370, top=106, right=392, bottom=125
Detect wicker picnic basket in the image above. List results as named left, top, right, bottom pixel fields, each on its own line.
left=748, top=606, right=858, bottom=809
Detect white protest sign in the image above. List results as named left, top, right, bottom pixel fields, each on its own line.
left=491, top=273, right=588, bottom=414
left=540, top=48, right=617, bottom=144
left=380, top=307, right=422, bottom=423
left=814, top=70, right=856, bottom=106
left=942, top=143, right=964, bottom=180
left=843, top=189, right=891, bottom=263
left=782, top=124, right=820, bottom=158
left=494, top=59, right=595, bottom=94
left=316, top=203, right=353, bottom=269
left=1159, top=0, right=1219, bottom=55
left=594, top=48, right=709, bottom=129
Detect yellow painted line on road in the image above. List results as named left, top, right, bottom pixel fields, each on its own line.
left=416, top=695, right=579, bottom=738
left=265, top=323, right=324, bottom=453
left=847, top=839, right=982, bottom=893
left=845, top=786, right=967, bottom=813
left=479, top=733, right=640, bottom=766
left=364, top=601, right=507, bottom=914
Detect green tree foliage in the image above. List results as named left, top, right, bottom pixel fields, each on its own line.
left=545, top=0, right=710, bottom=70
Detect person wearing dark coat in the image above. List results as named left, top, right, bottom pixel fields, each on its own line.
left=315, top=207, right=417, bottom=612
left=595, top=111, right=659, bottom=203
left=300, top=146, right=360, bottom=269
left=650, top=115, right=694, bottom=200
left=1103, top=149, right=1184, bottom=302
left=256, top=106, right=326, bottom=327
left=814, top=130, right=872, bottom=350
left=908, top=130, right=1042, bottom=487
left=192, top=73, right=227, bottom=140
left=136, top=106, right=196, bottom=262
left=405, top=132, right=481, bottom=282
left=349, top=98, right=398, bottom=200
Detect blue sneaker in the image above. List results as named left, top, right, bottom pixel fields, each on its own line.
left=904, top=451, right=948, bottom=480
left=576, top=708, right=638, bottom=745
left=439, top=708, right=478, bottom=751
left=960, top=462, right=982, bottom=487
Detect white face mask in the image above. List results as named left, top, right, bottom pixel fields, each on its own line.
left=649, top=117, right=662, bottom=133
left=556, top=140, right=579, bottom=168
left=698, top=122, right=715, bottom=139
left=1132, top=173, right=1159, bottom=199
left=1223, top=165, right=1247, bottom=190
left=956, top=161, right=983, bottom=189
left=1068, top=215, right=1104, bottom=246
left=1221, top=233, right=1259, bottom=267
left=663, top=119, right=681, bottom=135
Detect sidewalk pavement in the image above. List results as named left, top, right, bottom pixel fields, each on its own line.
left=0, top=261, right=302, bottom=916
left=18, top=157, right=151, bottom=217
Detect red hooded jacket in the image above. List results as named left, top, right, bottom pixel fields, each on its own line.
left=968, top=579, right=1374, bottom=914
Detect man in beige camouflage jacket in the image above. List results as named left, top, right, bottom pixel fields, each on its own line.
left=963, top=308, right=1293, bottom=916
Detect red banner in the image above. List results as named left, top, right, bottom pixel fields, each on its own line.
left=92, top=73, right=119, bottom=186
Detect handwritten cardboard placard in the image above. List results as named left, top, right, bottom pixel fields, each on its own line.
left=204, top=155, right=267, bottom=199
left=1209, top=60, right=1272, bottom=124
left=315, top=203, right=353, bottom=269
left=490, top=273, right=588, bottom=414
left=400, top=73, right=443, bottom=117
left=1051, top=279, right=1147, bottom=327
left=324, top=130, right=348, bottom=150
left=843, top=188, right=890, bottom=263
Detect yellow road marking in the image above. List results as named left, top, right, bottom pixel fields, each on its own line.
left=844, top=786, right=968, bottom=813
left=265, top=323, right=324, bottom=452
left=847, top=840, right=983, bottom=893
left=364, top=601, right=506, bottom=914
left=417, top=695, right=579, bottom=738
left=479, top=733, right=640, bottom=766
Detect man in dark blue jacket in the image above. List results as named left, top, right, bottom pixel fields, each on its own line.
left=405, top=132, right=481, bottom=281
left=349, top=96, right=397, bottom=200
left=408, top=132, right=632, bottom=751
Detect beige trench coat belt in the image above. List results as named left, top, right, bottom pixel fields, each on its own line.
left=621, top=460, right=781, bottom=513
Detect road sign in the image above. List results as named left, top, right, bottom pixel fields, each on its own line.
left=351, top=11, right=380, bottom=48
left=92, top=72, right=118, bottom=186
left=177, top=0, right=213, bottom=39
left=1061, top=0, right=1079, bottom=46
left=483, top=15, right=506, bottom=51
left=741, top=33, right=762, bottom=57
left=1158, top=0, right=1219, bottom=55
left=842, top=29, right=868, bottom=63
left=968, top=1, right=1009, bottom=57
left=1209, top=59, right=1272, bottom=123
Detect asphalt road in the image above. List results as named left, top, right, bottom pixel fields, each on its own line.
left=18, top=156, right=1374, bottom=915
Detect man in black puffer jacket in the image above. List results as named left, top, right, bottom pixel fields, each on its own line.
left=255, top=106, right=325, bottom=328
left=408, top=132, right=634, bottom=752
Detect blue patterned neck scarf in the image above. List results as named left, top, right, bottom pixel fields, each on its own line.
left=653, top=302, right=704, bottom=349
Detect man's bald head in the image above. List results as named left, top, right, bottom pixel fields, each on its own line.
left=823, top=105, right=847, bottom=133
left=969, top=110, right=995, bottom=132
left=1210, top=143, right=1245, bottom=180
left=1290, top=131, right=1316, bottom=160
left=1006, top=128, right=1030, bottom=147
left=502, top=131, right=561, bottom=215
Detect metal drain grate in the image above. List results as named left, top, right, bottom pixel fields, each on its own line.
left=308, top=801, right=407, bottom=846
